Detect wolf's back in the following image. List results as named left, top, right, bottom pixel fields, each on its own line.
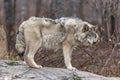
left=15, top=22, right=25, bottom=57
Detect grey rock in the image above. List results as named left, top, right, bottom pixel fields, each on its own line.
left=0, top=60, right=119, bottom=80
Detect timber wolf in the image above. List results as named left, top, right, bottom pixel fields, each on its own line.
left=15, top=17, right=98, bottom=70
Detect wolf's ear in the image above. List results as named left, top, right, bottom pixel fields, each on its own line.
left=88, top=24, right=98, bottom=31
left=82, top=24, right=89, bottom=33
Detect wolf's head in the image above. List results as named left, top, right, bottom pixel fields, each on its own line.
left=74, top=21, right=99, bottom=45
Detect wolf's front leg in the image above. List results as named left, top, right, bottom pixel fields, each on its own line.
left=62, top=43, right=76, bottom=70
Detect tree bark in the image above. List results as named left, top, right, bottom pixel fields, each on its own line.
left=35, top=0, right=41, bottom=17
left=50, top=0, right=64, bottom=19
left=100, top=0, right=119, bottom=42
left=79, top=0, right=84, bottom=19
left=3, top=0, right=16, bottom=57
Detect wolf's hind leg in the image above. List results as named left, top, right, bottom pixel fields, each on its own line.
left=24, top=28, right=42, bottom=68
left=24, top=41, right=42, bottom=68
left=24, top=40, right=42, bottom=68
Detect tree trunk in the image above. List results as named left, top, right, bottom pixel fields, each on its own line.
left=100, top=0, right=119, bottom=42
left=102, top=7, right=108, bottom=41
left=50, top=0, right=64, bottom=19
left=93, top=0, right=98, bottom=24
left=35, top=0, right=41, bottom=17
left=69, top=0, right=77, bottom=17
left=3, top=0, right=16, bottom=58
left=79, top=0, right=84, bottom=19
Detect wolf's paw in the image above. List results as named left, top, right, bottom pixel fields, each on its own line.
left=30, top=65, right=43, bottom=69
left=67, top=67, right=77, bottom=71
left=36, top=65, right=42, bottom=68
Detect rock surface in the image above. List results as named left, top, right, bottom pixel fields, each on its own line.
left=0, top=60, right=120, bottom=80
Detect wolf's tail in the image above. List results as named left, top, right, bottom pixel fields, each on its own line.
left=15, top=22, right=26, bottom=58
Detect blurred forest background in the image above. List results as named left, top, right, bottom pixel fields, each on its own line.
left=0, top=0, right=120, bottom=77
